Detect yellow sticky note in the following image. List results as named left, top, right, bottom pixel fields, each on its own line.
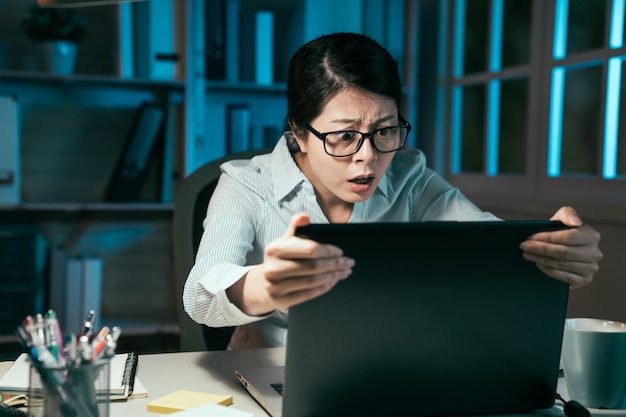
left=147, top=390, right=233, bottom=414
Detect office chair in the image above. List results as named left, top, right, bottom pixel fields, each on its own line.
left=173, top=148, right=273, bottom=351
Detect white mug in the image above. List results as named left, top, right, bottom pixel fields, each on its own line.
left=562, top=318, right=626, bottom=409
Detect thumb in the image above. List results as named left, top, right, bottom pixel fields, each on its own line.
left=284, top=213, right=311, bottom=237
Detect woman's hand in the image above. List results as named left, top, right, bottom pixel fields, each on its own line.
left=520, top=206, right=602, bottom=288
left=228, top=213, right=354, bottom=316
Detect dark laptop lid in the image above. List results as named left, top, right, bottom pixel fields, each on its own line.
left=284, top=220, right=570, bottom=417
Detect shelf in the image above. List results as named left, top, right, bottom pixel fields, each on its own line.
left=0, top=70, right=184, bottom=91
left=205, top=80, right=287, bottom=94
left=0, top=202, right=174, bottom=213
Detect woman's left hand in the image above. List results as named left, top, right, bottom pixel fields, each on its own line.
left=519, top=206, right=603, bottom=288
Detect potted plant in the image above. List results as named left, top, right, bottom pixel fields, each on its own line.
left=22, top=5, right=87, bottom=74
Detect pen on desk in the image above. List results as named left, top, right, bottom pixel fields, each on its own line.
left=78, top=334, right=92, bottom=363
left=34, top=314, right=46, bottom=347
left=103, top=326, right=121, bottom=358
left=90, top=326, right=110, bottom=362
left=21, top=316, right=37, bottom=346
left=45, top=310, right=65, bottom=366
left=64, top=333, right=78, bottom=366
left=81, top=310, right=96, bottom=337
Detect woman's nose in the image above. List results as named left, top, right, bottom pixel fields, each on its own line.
left=353, top=136, right=377, bottom=162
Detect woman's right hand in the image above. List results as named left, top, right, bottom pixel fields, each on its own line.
left=227, top=213, right=354, bottom=316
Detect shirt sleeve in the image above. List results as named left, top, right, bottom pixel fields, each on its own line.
left=411, top=166, right=500, bottom=222
left=182, top=171, right=271, bottom=328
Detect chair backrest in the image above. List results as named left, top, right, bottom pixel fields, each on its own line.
left=173, top=148, right=272, bottom=351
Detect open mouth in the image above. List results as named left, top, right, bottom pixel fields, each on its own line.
left=349, top=176, right=374, bottom=185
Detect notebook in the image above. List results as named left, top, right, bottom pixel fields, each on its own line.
left=236, top=220, right=571, bottom=417
left=0, top=352, right=147, bottom=401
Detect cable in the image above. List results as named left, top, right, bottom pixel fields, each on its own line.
left=556, top=393, right=591, bottom=417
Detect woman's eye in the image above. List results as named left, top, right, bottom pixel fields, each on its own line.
left=377, top=128, right=391, bottom=137
left=338, top=131, right=357, bottom=141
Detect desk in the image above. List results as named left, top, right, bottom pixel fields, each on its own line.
left=3, top=348, right=626, bottom=417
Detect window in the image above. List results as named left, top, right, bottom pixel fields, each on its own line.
left=433, top=0, right=626, bottom=211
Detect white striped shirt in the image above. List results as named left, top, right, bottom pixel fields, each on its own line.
left=182, top=136, right=498, bottom=347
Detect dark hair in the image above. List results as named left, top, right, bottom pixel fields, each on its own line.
left=286, top=32, right=403, bottom=150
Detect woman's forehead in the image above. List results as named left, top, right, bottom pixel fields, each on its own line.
left=318, top=89, right=397, bottom=123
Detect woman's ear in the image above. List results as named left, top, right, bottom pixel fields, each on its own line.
left=288, top=120, right=307, bottom=153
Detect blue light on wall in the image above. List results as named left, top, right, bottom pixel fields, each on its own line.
left=603, top=0, right=625, bottom=179
left=548, top=0, right=568, bottom=176
left=489, top=0, right=503, bottom=73
left=451, top=86, right=463, bottom=174
left=548, top=67, right=565, bottom=177
left=453, top=0, right=466, bottom=78
left=603, top=58, right=622, bottom=180
left=610, top=0, right=625, bottom=49
left=553, top=0, right=568, bottom=60
left=487, top=80, right=501, bottom=176
left=434, top=0, right=448, bottom=173
left=486, top=0, right=503, bottom=176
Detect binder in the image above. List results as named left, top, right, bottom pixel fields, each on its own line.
left=0, top=96, right=20, bottom=204
left=226, top=105, right=251, bottom=154
left=254, top=11, right=273, bottom=85
left=60, top=256, right=103, bottom=333
left=64, top=258, right=83, bottom=334
left=105, top=101, right=166, bottom=202
left=240, top=10, right=274, bottom=85
left=224, top=0, right=240, bottom=82
left=205, top=0, right=226, bottom=80
left=80, top=257, right=103, bottom=329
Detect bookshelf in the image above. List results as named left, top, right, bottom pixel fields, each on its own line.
left=0, top=67, right=183, bottom=340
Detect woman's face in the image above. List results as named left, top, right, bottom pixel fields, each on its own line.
left=294, top=88, right=399, bottom=212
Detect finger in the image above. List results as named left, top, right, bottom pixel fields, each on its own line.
left=270, top=279, right=341, bottom=311
left=550, top=206, right=583, bottom=226
left=268, top=267, right=352, bottom=298
left=284, top=213, right=311, bottom=238
left=265, top=253, right=354, bottom=278
left=266, top=236, right=345, bottom=261
left=534, top=264, right=594, bottom=289
left=522, top=251, right=599, bottom=276
left=523, top=224, right=601, bottom=247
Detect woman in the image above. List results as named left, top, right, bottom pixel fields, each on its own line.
left=183, top=32, right=602, bottom=349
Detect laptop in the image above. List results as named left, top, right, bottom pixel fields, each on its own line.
left=236, top=220, right=571, bottom=417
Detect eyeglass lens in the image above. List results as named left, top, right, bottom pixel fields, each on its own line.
left=324, top=126, right=408, bottom=156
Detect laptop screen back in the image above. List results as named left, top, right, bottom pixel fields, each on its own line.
left=284, top=220, right=570, bottom=417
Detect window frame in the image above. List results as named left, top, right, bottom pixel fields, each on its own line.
left=432, top=0, right=626, bottom=222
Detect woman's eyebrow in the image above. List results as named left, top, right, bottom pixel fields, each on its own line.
left=328, top=115, right=396, bottom=126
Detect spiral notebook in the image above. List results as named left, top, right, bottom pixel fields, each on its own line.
left=0, top=352, right=147, bottom=401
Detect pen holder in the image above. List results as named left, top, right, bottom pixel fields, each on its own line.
left=27, top=359, right=110, bottom=417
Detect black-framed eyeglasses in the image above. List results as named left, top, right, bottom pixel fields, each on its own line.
left=305, top=116, right=412, bottom=157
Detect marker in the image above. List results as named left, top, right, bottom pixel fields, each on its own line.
left=90, top=326, right=110, bottom=362
left=21, top=316, right=37, bottom=346
left=81, top=310, right=96, bottom=338
left=46, top=310, right=64, bottom=366
left=64, top=333, right=78, bottom=366
left=77, top=335, right=92, bottom=363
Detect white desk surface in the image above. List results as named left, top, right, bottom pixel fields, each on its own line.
left=2, top=347, right=626, bottom=417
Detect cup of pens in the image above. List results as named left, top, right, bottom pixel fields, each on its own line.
left=27, top=358, right=110, bottom=417
left=17, top=310, right=121, bottom=417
